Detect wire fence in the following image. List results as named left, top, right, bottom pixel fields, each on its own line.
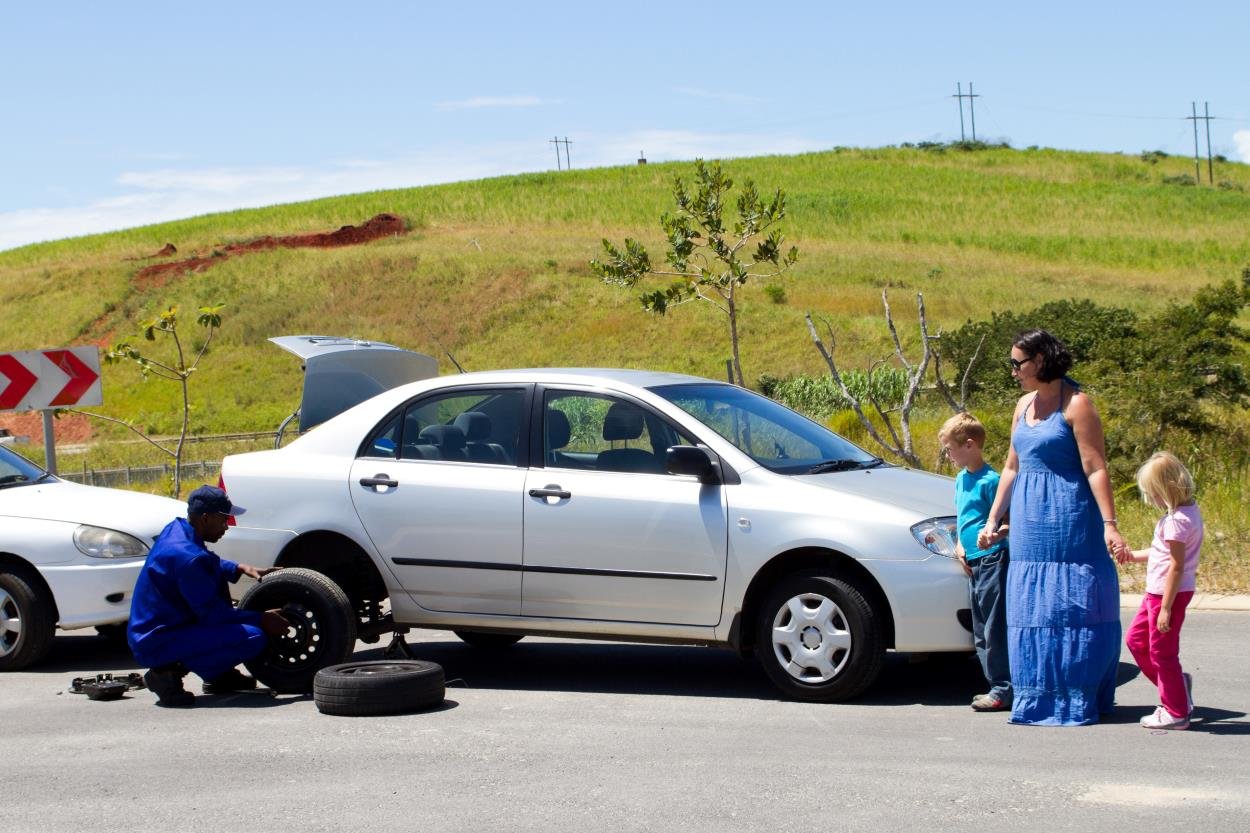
left=59, top=459, right=224, bottom=489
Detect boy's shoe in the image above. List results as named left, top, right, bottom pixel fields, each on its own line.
left=1183, top=672, right=1194, bottom=715
left=971, top=692, right=1010, bottom=712
left=202, top=668, right=258, bottom=695
left=1140, top=706, right=1189, bottom=730
left=143, top=664, right=195, bottom=708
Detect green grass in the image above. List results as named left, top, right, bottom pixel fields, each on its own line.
left=2, top=144, right=1249, bottom=590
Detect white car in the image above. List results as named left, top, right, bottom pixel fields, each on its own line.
left=0, top=445, right=186, bottom=670
left=218, top=369, right=971, bottom=700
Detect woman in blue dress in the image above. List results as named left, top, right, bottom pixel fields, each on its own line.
left=978, top=330, right=1126, bottom=725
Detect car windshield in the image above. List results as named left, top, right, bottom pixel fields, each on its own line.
left=650, top=383, right=883, bottom=475
left=0, top=445, right=53, bottom=489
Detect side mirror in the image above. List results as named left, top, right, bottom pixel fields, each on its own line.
left=666, top=445, right=720, bottom=484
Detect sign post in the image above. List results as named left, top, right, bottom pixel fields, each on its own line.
left=0, top=347, right=103, bottom=474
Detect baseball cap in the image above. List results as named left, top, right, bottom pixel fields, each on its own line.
left=187, top=485, right=246, bottom=517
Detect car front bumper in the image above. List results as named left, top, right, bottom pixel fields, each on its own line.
left=39, top=560, right=145, bottom=630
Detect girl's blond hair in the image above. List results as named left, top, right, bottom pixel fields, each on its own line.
left=1135, top=451, right=1195, bottom=513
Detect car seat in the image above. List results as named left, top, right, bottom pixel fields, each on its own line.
left=596, top=402, right=661, bottom=473
left=417, top=424, right=467, bottom=462
left=454, top=411, right=510, bottom=464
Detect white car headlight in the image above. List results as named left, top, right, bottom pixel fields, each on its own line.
left=73, top=525, right=150, bottom=559
left=910, top=517, right=959, bottom=558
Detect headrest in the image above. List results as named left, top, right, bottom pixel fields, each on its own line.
left=418, top=424, right=466, bottom=452
left=603, top=402, right=644, bottom=441
left=453, top=411, right=492, bottom=441
left=546, top=409, right=570, bottom=450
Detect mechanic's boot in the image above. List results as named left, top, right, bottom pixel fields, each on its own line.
left=144, top=663, right=195, bottom=708
left=202, top=667, right=258, bottom=695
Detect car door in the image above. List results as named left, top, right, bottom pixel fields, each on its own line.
left=349, top=385, right=530, bottom=615
left=521, top=388, right=729, bottom=626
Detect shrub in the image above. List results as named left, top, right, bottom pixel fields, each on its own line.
left=762, top=369, right=909, bottom=418
left=1163, top=174, right=1196, bottom=187
left=763, top=283, right=787, bottom=304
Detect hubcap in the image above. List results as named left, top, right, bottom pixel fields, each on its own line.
left=0, top=588, right=20, bottom=657
left=771, top=592, right=853, bottom=683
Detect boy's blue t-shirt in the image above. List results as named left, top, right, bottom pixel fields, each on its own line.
left=955, top=464, right=1007, bottom=561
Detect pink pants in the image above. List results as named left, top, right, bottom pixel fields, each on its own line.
left=1125, top=591, right=1193, bottom=719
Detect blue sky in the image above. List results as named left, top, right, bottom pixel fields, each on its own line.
left=1, top=1, right=1246, bottom=250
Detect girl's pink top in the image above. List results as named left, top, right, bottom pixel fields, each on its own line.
left=1146, top=503, right=1203, bottom=595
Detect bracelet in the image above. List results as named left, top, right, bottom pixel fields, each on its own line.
left=1103, top=519, right=1118, bottom=526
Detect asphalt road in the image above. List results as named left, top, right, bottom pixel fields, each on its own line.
left=4, top=610, right=1248, bottom=833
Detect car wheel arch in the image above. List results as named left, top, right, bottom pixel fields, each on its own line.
left=275, top=531, right=388, bottom=608
left=0, top=553, right=60, bottom=624
left=732, top=547, right=895, bottom=656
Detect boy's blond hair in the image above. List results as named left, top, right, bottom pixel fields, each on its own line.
left=1136, top=451, right=1195, bottom=513
left=938, top=412, right=986, bottom=448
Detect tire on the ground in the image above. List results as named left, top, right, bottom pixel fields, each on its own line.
left=239, top=567, right=357, bottom=693
left=454, top=630, right=524, bottom=650
left=0, top=566, right=57, bottom=671
left=313, top=660, right=445, bottom=716
left=755, top=570, right=885, bottom=702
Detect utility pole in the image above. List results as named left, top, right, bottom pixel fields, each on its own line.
left=550, top=136, right=562, bottom=171
left=1185, top=102, right=1215, bottom=183
left=952, top=83, right=980, bottom=142
left=1204, top=102, right=1215, bottom=184
left=560, top=136, right=573, bottom=170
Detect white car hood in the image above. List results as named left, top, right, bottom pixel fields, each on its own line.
left=0, top=480, right=185, bottom=539
left=799, top=466, right=955, bottom=520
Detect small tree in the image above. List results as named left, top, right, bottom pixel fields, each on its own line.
left=591, top=159, right=798, bottom=386
left=805, top=290, right=983, bottom=468
left=69, top=304, right=224, bottom=497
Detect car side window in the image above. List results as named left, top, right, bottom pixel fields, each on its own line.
left=544, top=391, right=692, bottom=474
left=363, top=389, right=525, bottom=465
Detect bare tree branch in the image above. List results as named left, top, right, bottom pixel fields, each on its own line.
left=66, top=409, right=174, bottom=456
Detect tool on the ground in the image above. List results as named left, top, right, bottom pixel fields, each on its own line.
left=68, top=672, right=146, bottom=701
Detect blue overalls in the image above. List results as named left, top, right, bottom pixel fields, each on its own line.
left=127, top=518, right=267, bottom=680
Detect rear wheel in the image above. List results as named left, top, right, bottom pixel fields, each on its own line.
left=755, top=571, right=885, bottom=702
left=454, top=630, right=523, bottom=650
left=239, top=568, right=357, bottom=692
left=0, top=567, right=56, bottom=671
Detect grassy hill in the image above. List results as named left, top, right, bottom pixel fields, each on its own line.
left=3, top=145, right=1248, bottom=436
left=3, top=143, right=1249, bottom=590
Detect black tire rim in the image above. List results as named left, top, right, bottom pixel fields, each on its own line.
left=269, top=602, right=324, bottom=671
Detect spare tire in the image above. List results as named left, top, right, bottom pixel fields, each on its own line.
left=313, top=660, right=445, bottom=716
left=239, top=568, right=357, bottom=693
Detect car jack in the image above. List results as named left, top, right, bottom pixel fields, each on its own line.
left=383, top=630, right=417, bottom=660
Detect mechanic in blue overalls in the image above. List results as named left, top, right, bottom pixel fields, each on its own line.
left=127, top=485, right=289, bottom=707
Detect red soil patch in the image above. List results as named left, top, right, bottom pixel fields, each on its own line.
left=134, top=213, right=406, bottom=287
left=0, top=411, right=94, bottom=445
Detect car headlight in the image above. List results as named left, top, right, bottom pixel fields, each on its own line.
left=73, top=525, right=150, bottom=559
left=910, top=517, right=959, bottom=558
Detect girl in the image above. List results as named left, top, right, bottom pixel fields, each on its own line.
left=1118, top=451, right=1203, bottom=730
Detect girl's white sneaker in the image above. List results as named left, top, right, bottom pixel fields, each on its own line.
left=1140, top=705, right=1189, bottom=730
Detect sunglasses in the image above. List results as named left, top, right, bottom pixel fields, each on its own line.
left=1008, top=356, right=1030, bottom=371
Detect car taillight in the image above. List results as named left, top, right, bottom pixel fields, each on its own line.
left=218, top=472, right=236, bottom=526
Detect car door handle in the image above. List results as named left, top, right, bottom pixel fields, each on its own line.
left=529, top=487, right=571, bottom=500
left=360, top=474, right=399, bottom=489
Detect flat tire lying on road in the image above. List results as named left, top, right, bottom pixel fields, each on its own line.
left=313, top=660, right=445, bottom=716
left=239, top=568, right=357, bottom=693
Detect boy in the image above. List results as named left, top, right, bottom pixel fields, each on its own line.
left=939, top=412, right=1011, bottom=712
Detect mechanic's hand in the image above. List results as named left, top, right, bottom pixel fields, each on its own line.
left=260, top=609, right=290, bottom=637
left=238, top=563, right=280, bottom=581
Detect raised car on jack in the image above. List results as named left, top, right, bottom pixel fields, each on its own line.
left=218, top=368, right=971, bottom=701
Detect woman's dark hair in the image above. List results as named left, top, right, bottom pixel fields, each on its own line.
left=1014, top=329, right=1073, bottom=382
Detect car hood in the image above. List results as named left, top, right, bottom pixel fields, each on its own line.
left=799, top=466, right=955, bottom=520
left=0, top=480, right=185, bottom=538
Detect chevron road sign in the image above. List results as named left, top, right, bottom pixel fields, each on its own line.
left=0, top=347, right=103, bottom=412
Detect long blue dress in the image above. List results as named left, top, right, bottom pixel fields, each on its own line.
left=1006, top=394, right=1121, bottom=726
